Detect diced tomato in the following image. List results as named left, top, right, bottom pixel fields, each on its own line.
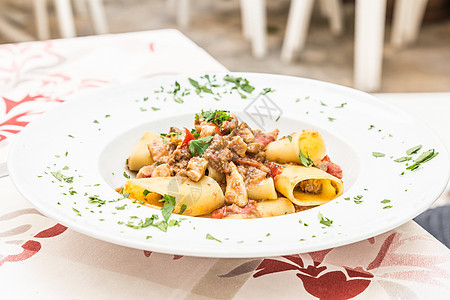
left=267, top=162, right=282, bottom=180
left=321, top=155, right=331, bottom=163
left=320, top=155, right=343, bottom=179
left=211, top=206, right=227, bottom=219
left=180, top=128, right=196, bottom=148
left=240, top=200, right=257, bottom=214
left=327, top=162, right=343, bottom=179
left=207, top=123, right=223, bottom=136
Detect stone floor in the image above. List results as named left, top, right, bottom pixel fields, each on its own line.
left=1, top=0, right=449, bottom=92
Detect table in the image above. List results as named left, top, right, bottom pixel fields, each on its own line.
left=1, top=29, right=449, bottom=299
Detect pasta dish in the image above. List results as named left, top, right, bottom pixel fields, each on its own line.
left=119, top=110, right=343, bottom=219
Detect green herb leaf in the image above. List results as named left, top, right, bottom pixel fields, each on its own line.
left=406, top=145, right=422, bottom=155
left=179, top=204, right=187, bottom=215
left=299, top=150, right=315, bottom=167
left=197, top=110, right=231, bottom=126
left=394, top=156, right=412, bottom=163
left=223, top=75, right=255, bottom=96
left=51, top=170, right=73, bottom=183
left=406, top=149, right=438, bottom=171
left=189, top=135, right=214, bottom=157
left=287, top=135, right=292, bottom=142
left=372, top=152, right=385, bottom=158
left=206, top=233, right=222, bottom=243
left=318, top=212, right=333, bottom=227
left=159, top=194, right=176, bottom=222
left=115, top=204, right=127, bottom=210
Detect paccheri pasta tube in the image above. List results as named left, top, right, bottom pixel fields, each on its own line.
left=274, top=165, right=343, bottom=206
left=246, top=177, right=278, bottom=200
left=265, top=129, right=326, bottom=165
left=128, top=131, right=159, bottom=171
left=123, top=176, right=225, bottom=216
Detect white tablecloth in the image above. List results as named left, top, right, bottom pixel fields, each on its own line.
left=1, top=29, right=449, bottom=299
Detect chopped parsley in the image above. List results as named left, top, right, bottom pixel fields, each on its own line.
left=179, top=204, right=187, bottom=215
left=394, top=156, right=412, bottom=163
left=115, top=204, right=127, bottom=210
left=223, top=75, right=255, bottom=98
left=336, top=102, right=347, bottom=108
left=160, top=194, right=176, bottom=222
left=196, top=109, right=231, bottom=127
left=188, top=78, right=213, bottom=94
left=372, top=152, right=385, bottom=158
left=261, top=87, right=275, bottom=95
left=406, top=145, right=422, bottom=155
left=51, top=170, right=73, bottom=183
left=318, top=212, right=333, bottom=227
left=189, top=135, right=214, bottom=157
left=206, top=233, right=222, bottom=243
left=406, top=149, right=438, bottom=171
left=299, top=150, right=315, bottom=167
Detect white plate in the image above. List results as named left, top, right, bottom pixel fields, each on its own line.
left=8, top=73, right=449, bottom=258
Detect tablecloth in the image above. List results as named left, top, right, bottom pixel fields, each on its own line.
left=1, top=29, right=449, bottom=299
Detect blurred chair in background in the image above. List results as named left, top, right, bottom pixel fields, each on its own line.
left=0, top=0, right=108, bottom=42
left=35, top=0, right=109, bottom=39
left=391, top=0, right=429, bottom=47
left=281, top=0, right=343, bottom=63
left=167, top=0, right=268, bottom=59
left=281, top=0, right=429, bottom=92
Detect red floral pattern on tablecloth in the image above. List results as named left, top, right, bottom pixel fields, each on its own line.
left=250, top=232, right=450, bottom=299
left=0, top=41, right=111, bottom=141
left=0, top=209, right=67, bottom=267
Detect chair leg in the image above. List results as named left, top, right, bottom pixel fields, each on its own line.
left=391, top=0, right=428, bottom=47
left=72, top=0, right=88, bottom=15
left=87, top=0, right=109, bottom=34
left=405, top=0, right=428, bottom=44
left=281, top=0, right=315, bottom=63
left=246, top=0, right=267, bottom=59
left=354, top=0, right=387, bottom=92
left=176, top=0, right=190, bottom=29
left=391, top=0, right=409, bottom=47
left=54, top=0, right=76, bottom=38
left=240, top=0, right=252, bottom=40
left=33, top=0, right=50, bottom=40
left=327, top=0, right=344, bottom=36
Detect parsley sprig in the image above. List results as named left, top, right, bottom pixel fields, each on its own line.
left=123, top=194, right=182, bottom=232
left=189, top=136, right=214, bottom=157
left=196, top=109, right=231, bottom=127
left=223, top=75, right=255, bottom=98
